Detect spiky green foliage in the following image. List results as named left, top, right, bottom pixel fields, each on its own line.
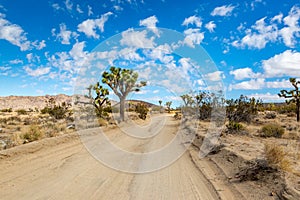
left=165, top=101, right=172, bottom=113
left=158, top=100, right=162, bottom=106
left=195, top=91, right=213, bottom=120
left=102, top=67, right=146, bottom=121
left=158, top=100, right=163, bottom=113
left=86, top=82, right=111, bottom=119
left=41, top=98, right=71, bottom=120
left=180, top=94, right=195, bottom=107
left=135, top=103, right=149, bottom=120
left=226, top=95, right=262, bottom=123
left=226, top=121, right=245, bottom=134
left=278, top=78, right=300, bottom=122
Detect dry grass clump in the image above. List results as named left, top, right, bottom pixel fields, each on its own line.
left=97, top=118, right=108, bottom=126
left=22, top=125, right=44, bottom=143
left=264, top=143, right=291, bottom=171
left=260, top=123, right=284, bottom=138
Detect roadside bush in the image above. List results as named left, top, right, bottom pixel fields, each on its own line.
left=98, top=118, right=108, bottom=126
left=22, top=125, right=44, bottom=142
left=226, top=121, right=247, bottom=134
left=260, top=123, right=284, bottom=138
left=277, top=103, right=296, bottom=114
left=264, top=143, right=290, bottom=170
left=174, top=112, right=182, bottom=120
left=1, top=108, right=12, bottom=112
left=265, top=112, right=276, bottom=119
left=16, top=109, right=27, bottom=115
left=226, top=95, right=262, bottom=123
left=135, top=103, right=149, bottom=120
left=41, top=101, right=70, bottom=120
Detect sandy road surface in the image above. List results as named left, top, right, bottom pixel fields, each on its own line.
left=0, top=116, right=221, bottom=200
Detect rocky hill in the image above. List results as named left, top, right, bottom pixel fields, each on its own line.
left=0, top=94, right=73, bottom=111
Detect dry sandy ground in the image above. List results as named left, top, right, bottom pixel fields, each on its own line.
left=0, top=116, right=239, bottom=200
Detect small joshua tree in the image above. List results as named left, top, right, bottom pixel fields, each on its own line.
left=165, top=101, right=172, bottom=113
left=278, top=78, right=300, bottom=122
left=158, top=100, right=163, bottom=113
left=86, top=82, right=111, bottom=119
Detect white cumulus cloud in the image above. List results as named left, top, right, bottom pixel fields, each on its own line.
left=183, top=28, right=204, bottom=48
left=204, top=71, right=225, bottom=81
left=211, top=5, right=235, bottom=16
left=120, top=29, right=155, bottom=48
left=230, top=67, right=261, bottom=80
left=0, top=14, right=31, bottom=51
left=139, top=15, right=159, bottom=36
left=205, top=21, right=216, bottom=32
left=232, top=6, right=300, bottom=49
left=54, top=23, right=78, bottom=44
left=262, top=50, right=300, bottom=78
left=24, top=66, right=51, bottom=77
left=77, top=12, right=113, bottom=38
left=182, top=15, right=202, bottom=27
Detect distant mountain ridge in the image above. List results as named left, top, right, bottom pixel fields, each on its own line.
left=0, top=94, right=72, bottom=111
left=0, top=95, right=159, bottom=111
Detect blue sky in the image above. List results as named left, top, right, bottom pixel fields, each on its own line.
left=0, top=0, right=300, bottom=104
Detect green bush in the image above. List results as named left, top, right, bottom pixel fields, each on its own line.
left=260, top=123, right=284, bottom=138
left=16, top=109, right=27, bottom=115
left=265, top=112, right=276, bottom=119
left=174, top=112, right=182, bottom=120
left=1, top=108, right=12, bottom=112
left=135, top=103, right=149, bottom=120
left=226, top=95, right=262, bottom=123
left=22, top=125, right=44, bottom=142
left=41, top=101, right=70, bottom=120
left=226, top=121, right=245, bottom=134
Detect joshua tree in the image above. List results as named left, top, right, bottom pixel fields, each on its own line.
left=159, top=100, right=162, bottom=113
left=165, top=101, right=172, bottom=113
left=278, top=78, right=300, bottom=122
left=102, top=67, right=146, bottom=121
left=180, top=94, right=194, bottom=107
left=86, top=82, right=111, bottom=119
left=159, top=100, right=162, bottom=106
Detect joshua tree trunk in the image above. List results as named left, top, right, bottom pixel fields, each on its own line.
left=120, top=97, right=125, bottom=122
left=297, top=99, right=300, bottom=122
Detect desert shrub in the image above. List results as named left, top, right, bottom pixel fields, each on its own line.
left=277, top=103, right=296, bottom=114
left=260, top=123, right=284, bottom=138
left=264, top=143, right=290, bottom=170
left=95, top=106, right=111, bottom=119
left=287, top=112, right=296, bottom=117
left=1, top=108, right=12, bottom=112
left=226, top=95, right=262, bottom=123
left=16, top=109, right=27, bottom=115
left=0, top=118, right=7, bottom=124
left=22, top=125, right=44, bottom=142
left=151, top=106, right=161, bottom=112
left=8, top=116, right=21, bottom=122
left=111, top=106, right=120, bottom=113
left=135, top=103, right=149, bottom=120
left=265, top=112, right=276, bottom=119
left=98, top=118, right=108, bottom=126
left=226, top=121, right=247, bottom=134
left=174, top=112, right=182, bottom=120
left=41, top=101, right=70, bottom=120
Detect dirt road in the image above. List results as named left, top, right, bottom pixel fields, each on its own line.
left=0, top=116, right=222, bottom=200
